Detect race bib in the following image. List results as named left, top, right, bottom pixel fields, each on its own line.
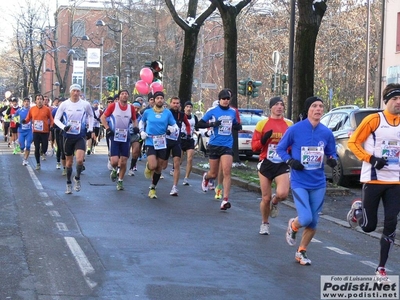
left=33, top=120, right=44, bottom=131
left=301, top=146, right=324, bottom=170
left=114, top=128, right=128, bottom=142
left=67, top=120, right=81, bottom=135
left=217, top=119, right=232, bottom=136
left=381, top=140, right=400, bottom=166
left=153, top=134, right=166, bottom=150
left=267, top=144, right=283, bottom=163
left=21, top=122, right=31, bottom=130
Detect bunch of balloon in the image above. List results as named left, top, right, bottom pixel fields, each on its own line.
left=134, top=67, right=163, bottom=95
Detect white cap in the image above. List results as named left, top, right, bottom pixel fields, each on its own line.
left=69, top=84, right=81, bottom=92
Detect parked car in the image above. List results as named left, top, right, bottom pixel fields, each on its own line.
left=196, top=108, right=267, bottom=157
left=319, top=105, right=383, bottom=186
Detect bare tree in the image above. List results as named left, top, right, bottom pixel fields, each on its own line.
left=165, top=0, right=217, bottom=107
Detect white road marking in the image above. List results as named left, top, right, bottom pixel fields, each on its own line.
left=325, top=246, right=352, bottom=255
left=64, top=237, right=97, bottom=289
left=43, top=201, right=54, bottom=206
left=311, top=238, right=322, bottom=243
left=49, top=210, right=60, bottom=217
left=26, top=165, right=43, bottom=190
left=56, top=222, right=68, bottom=231
left=39, top=192, right=48, bottom=198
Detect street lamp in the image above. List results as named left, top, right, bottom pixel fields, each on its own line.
left=45, top=68, right=54, bottom=100
left=81, top=35, right=104, bottom=101
left=96, top=19, right=122, bottom=90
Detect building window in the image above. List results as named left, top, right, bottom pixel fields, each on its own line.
left=72, top=20, right=85, bottom=38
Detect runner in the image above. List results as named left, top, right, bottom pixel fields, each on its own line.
left=14, top=97, right=32, bottom=165
left=127, top=101, right=142, bottom=176
left=53, top=84, right=95, bottom=194
left=276, top=96, right=337, bottom=265
left=139, top=91, right=178, bottom=199
left=100, top=90, right=137, bottom=191
left=346, top=83, right=400, bottom=283
left=251, top=96, right=293, bottom=235
left=87, top=100, right=102, bottom=155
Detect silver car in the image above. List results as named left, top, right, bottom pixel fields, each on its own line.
left=319, top=105, right=382, bottom=186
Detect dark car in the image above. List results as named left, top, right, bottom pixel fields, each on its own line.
left=319, top=105, right=383, bottom=186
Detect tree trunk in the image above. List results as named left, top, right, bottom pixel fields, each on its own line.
left=293, top=0, right=326, bottom=120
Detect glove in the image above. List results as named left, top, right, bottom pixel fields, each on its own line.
left=180, top=132, right=187, bottom=139
left=369, top=155, right=388, bottom=170
left=261, top=130, right=273, bottom=145
left=64, top=125, right=71, bottom=132
left=140, top=131, right=148, bottom=140
left=326, top=157, right=337, bottom=168
left=210, top=120, right=222, bottom=127
left=232, top=123, right=242, bottom=131
left=21, top=119, right=27, bottom=124
left=166, top=129, right=171, bottom=135
left=133, top=127, right=140, bottom=134
left=187, top=134, right=191, bottom=140
left=286, top=158, right=304, bottom=171
left=106, top=128, right=113, bottom=136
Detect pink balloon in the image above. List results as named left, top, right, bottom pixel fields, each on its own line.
left=150, top=82, right=163, bottom=93
left=140, top=68, right=154, bottom=84
left=135, top=80, right=149, bottom=95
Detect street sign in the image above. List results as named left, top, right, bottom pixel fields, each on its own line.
left=200, top=83, right=217, bottom=89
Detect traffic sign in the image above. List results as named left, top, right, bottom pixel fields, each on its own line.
left=200, top=83, right=217, bottom=89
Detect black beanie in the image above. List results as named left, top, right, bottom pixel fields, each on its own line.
left=153, top=91, right=164, bottom=98
left=304, top=96, right=323, bottom=114
left=269, top=96, right=284, bottom=108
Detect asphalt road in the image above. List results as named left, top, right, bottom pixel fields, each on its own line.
left=1, top=137, right=399, bottom=299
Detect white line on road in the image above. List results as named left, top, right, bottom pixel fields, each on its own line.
left=49, top=210, right=61, bottom=217
left=43, top=200, right=54, bottom=206
left=325, top=246, right=352, bottom=255
left=39, top=192, right=48, bottom=198
left=26, top=165, right=43, bottom=190
left=56, top=222, right=68, bottom=231
left=64, top=237, right=97, bottom=289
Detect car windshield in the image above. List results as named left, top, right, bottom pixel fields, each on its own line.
left=240, top=114, right=266, bottom=125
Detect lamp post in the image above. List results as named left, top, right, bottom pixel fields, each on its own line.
left=96, top=20, right=122, bottom=90
left=45, top=68, right=54, bottom=100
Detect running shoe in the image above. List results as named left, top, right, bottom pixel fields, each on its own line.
left=107, top=160, right=113, bottom=171
left=110, top=169, right=118, bottom=182
left=133, top=166, right=137, bottom=171
left=201, top=172, right=209, bottom=192
left=286, top=218, right=297, bottom=246
left=87, top=149, right=91, bottom=155
left=347, top=199, right=362, bottom=229
left=148, top=188, right=157, bottom=199
left=270, top=194, right=279, bottom=218
left=182, top=178, right=189, bottom=186
left=117, top=180, right=124, bottom=191
left=220, top=199, right=231, bottom=210
left=128, top=169, right=135, bottom=176
left=13, top=148, right=17, bottom=155
left=56, top=162, right=61, bottom=169
left=160, top=173, right=164, bottom=179
left=214, top=186, right=222, bottom=200
left=375, top=267, right=391, bottom=285
left=22, top=159, right=28, bottom=166
left=169, top=169, right=174, bottom=176
left=259, top=223, right=270, bottom=235
left=170, top=186, right=178, bottom=196
left=73, top=176, right=81, bottom=192
left=62, top=168, right=67, bottom=176
left=295, top=250, right=311, bottom=265
left=144, top=163, right=152, bottom=179
left=35, top=163, right=41, bottom=170
left=208, top=179, right=215, bottom=190
left=41, top=153, right=46, bottom=161
left=65, top=184, right=72, bottom=194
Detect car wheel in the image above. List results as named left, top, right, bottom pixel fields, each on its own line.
left=331, top=157, right=344, bottom=186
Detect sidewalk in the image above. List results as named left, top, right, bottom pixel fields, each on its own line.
left=186, top=151, right=400, bottom=245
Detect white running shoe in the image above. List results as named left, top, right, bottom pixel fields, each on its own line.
left=182, top=178, right=189, bottom=186
left=269, top=194, right=279, bottom=218
left=259, top=223, right=270, bottom=235
left=295, top=250, right=311, bottom=265
left=220, top=199, right=231, bottom=210
left=375, top=267, right=391, bottom=285
left=74, top=177, right=81, bottom=192
left=201, top=172, right=209, bottom=192
left=128, top=169, right=135, bottom=176
left=65, top=184, right=72, bottom=194
left=22, top=159, right=28, bottom=166
left=169, top=169, right=174, bottom=176
left=347, top=199, right=362, bottom=229
left=107, top=160, right=113, bottom=171
left=286, top=218, right=297, bottom=246
left=170, top=186, right=178, bottom=196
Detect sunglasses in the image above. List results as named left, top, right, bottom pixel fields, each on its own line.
left=221, top=97, right=230, bottom=100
